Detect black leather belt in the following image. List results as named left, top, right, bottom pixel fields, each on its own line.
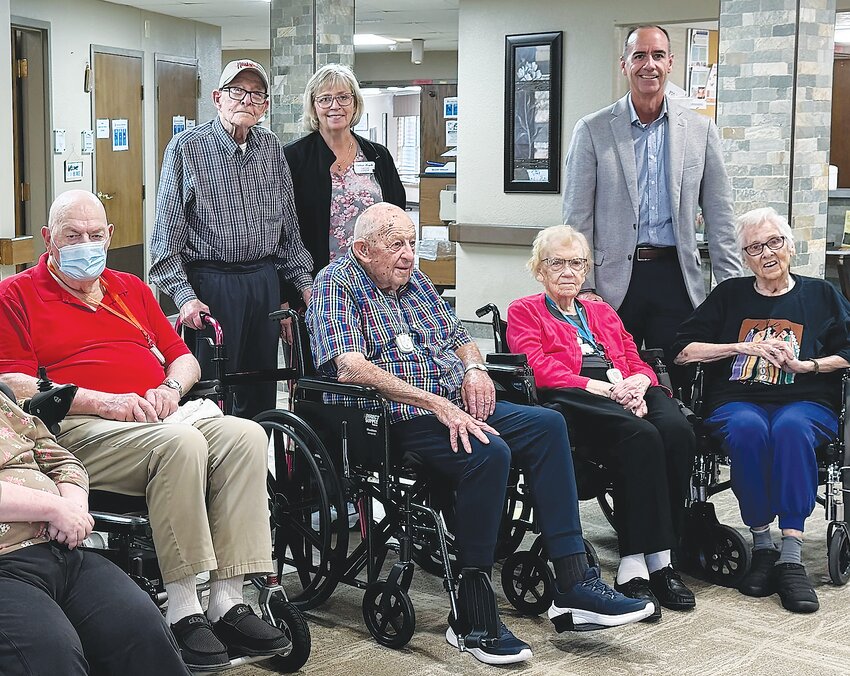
left=635, top=246, right=676, bottom=262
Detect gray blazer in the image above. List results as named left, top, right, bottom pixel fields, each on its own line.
left=562, top=94, right=741, bottom=310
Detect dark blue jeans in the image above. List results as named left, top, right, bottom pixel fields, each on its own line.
left=0, top=542, right=189, bottom=676
left=705, top=401, right=837, bottom=532
left=390, top=401, right=584, bottom=567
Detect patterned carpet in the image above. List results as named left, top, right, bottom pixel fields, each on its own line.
left=234, top=484, right=850, bottom=676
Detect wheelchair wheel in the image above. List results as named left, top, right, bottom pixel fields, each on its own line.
left=596, top=486, right=617, bottom=533
left=697, top=524, right=749, bottom=587
left=501, top=550, right=554, bottom=616
left=362, top=582, right=416, bottom=648
left=496, top=467, right=533, bottom=560
left=828, top=525, right=850, bottom=586
left=267, top=595, right=312, bottom=673
left=255, top=410, right=349, bottom=610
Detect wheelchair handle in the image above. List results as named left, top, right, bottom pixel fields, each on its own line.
left=173, top=312, right=224, bottom=347
left=475, top=303, right=498, bottom=319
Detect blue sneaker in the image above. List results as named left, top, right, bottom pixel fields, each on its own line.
left=548, top=567, right=654, bottom=632
left=446, top=615, right=533, bottom=665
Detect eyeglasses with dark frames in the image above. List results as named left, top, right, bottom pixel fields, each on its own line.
left=742, top=235, right=786, bottom=257
left=315, top=93, right=354, bottom=109
left=543, top=257, right=588, bottom=273
left=221, top=86, right=268, bottom=105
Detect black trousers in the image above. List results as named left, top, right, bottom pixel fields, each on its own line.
left=187, top=259, right=280, bottom=420
left=390, top=402, right=585, bottom=568
left=0, top=542, right=189, bottom=676
left=617, top=255, right=695, bottom=396
left=541, top=387, right=695, bottom=556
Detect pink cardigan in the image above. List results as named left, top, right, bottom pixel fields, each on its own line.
left=506, top=293, right=658, bottom=390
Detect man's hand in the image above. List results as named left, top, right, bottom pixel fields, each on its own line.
left=95, top=392, right=159, bottom=423
left=577, top=290, right=604, bottom=302
left=144, top=386, right=181, bottom=420
left=434, top=399, right=500, bottom=454
left=461, top=369, right=496, bottom=421
left=179, top=298, right=211, bottom=330
left=279, top=302, right=293, bottom=345
left=301, top=287, right=312, bottom=307
left=47, top=494, right=94, bottom=550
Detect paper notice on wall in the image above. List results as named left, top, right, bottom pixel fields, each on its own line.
left=843, top=211, right=850, bottom=247
left=445, top=120, right=458, bottom=146
left=172, top=115, right=186, bottom=136
left=81, top=130, right=94, bottom=154
left=96, top=118, right=110, bottom=139
left=112, top=119, right=129, bottom=151
left=186, top=119, right=197, bottom=129
left=443, top=96, right=458, bottom=118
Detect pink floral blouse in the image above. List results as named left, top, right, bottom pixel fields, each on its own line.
left=329, top=147, right=384, bottom=261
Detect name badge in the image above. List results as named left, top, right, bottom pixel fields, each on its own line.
left=353, top=161, right=375, bottom=175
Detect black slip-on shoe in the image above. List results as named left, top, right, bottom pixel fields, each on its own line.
left=613, top=577, right=662, bottom=623
left=648, top=566, right=696, bottom=610
left=212, top=603, right=291, bottom=657
left=170, top=613, right=229, bottom=672
left=773, top=563, right=819, bottom=614
left=739, top=548, right=779, bottom=598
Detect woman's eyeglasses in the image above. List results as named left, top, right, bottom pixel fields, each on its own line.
left=742, top=235, right=786, bottom=257
left=543, top=257, right=588, bottom=273
left=315, top=93, right=354, bottom=108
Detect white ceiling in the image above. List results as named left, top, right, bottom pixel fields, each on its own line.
left=102, top=0, right=460, bottom=52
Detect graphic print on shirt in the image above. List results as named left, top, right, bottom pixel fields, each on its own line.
left=730, top=318, right=802, bottom=386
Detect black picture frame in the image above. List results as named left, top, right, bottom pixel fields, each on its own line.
left=504, top=31, right=562, bottom=193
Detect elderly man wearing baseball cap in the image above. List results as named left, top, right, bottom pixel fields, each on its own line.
left=151, top=59, right=313, bottom=419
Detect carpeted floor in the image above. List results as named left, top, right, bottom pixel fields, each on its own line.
left=233, top=486, right=850, bottom=676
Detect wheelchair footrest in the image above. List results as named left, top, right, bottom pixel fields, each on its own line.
left=454, top=568, right=499, bottom=650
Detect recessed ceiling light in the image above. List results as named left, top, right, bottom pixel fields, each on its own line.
left=353, top=34, right=396, bottom=46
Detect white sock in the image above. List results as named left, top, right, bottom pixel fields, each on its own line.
left=645, top=550, right=672, bottom=574
left=165, top=575, right=203, bottom=625
left=206, top=575, right=244, bottom=623
left=616, top=553, right=649, bottom=584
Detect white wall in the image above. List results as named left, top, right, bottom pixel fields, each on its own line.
left=7, top=0, right=220, bottom=276
left=455, top=0, right=721, bottom=320
left=355, top=50, right=458, bottom=83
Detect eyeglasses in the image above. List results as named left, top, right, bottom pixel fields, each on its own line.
left=742, top=235, right=786, bottom=257
left=543, top=257, right=587, bottom=273
left=221, top=86, right=268, bottom=105
left=315, top=93, right=354, bottom=109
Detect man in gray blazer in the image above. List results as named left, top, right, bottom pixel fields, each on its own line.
left=562, top=25, right=741, bottom=386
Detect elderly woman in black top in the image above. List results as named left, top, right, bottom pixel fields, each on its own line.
left=673, top=206, right=850, bottom=614
left=283, top=63, right=405, bottom=307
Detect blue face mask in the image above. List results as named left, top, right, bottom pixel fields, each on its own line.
left=55, top=241, right=107, bottom=281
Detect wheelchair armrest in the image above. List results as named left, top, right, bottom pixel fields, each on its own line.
left=485, top=352, right=528, bottom=367
left=90, top=511, right=152, bottom=536
left=183, top=379, right=222, bottom=401
left=295, top=376, right=389, bottom=406
left=640, top=348, right=665, bottom=363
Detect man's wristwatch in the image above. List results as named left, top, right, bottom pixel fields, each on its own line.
left=161, top=378, right=183, bottom=396
left=464, top=363, right=489, bottom=375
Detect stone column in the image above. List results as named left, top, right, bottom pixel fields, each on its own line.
left=269, top=0, right=354, bottom=144
left=717, top=0, right=836, bottom=275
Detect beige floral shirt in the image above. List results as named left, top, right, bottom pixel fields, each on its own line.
left=0, top=392, right=88, bottom=556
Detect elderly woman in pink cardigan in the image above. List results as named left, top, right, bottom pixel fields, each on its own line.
left=507, top=225, right=696, bottom=622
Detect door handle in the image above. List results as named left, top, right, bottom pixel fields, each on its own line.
left=96, top=192, right=115, bottom=201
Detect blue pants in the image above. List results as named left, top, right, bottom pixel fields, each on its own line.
left=390, top=401, right=585, bottom=567
left=705, top=401, right=837, bottom=532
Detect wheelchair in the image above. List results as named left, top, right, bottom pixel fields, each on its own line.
left=17, top=327, right=312, bottom=673
left=682, top=364, right=850, bottom=587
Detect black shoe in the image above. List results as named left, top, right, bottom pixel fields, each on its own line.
left=170, top=614, right=229, bottom=672
left=648, top=566, right=696, bottom=611
left=739, top=548, right=779, bottom=597
left=613, top=577, right=661, bottom=622
left=212, top=603, right=291, bottom=657
left=773, top=563, right=819, bottom=613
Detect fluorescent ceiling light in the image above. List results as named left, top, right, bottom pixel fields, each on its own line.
left=353, top=34, right=396, bottom=46
left=837, top=29, right=850, bottom=44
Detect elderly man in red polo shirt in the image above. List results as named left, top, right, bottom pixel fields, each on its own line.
left=0, top=190, right=288, bottom=671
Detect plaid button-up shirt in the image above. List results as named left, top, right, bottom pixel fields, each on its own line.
left=307, top=252, right=471, bottom=423
left=151, top=117, right=313, bottom=308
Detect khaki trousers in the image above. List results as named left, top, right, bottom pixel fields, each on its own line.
left=58, top=415, right=272, bottom=585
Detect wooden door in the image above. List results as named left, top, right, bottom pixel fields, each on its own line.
left=93, top=50, right=144, bottom=276
left=155, top=56, right=198, bottom=178
left=831, top=58, right=850, bottom=189
left=419, top=84, right=457, bottom=174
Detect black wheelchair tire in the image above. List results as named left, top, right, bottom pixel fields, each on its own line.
left=501, top=550, right=554, bottom=616
left=828, top=525, right=850, bottom=586
left=268, top=595, right=312, bottom=673
left=698, top=524, right=750, bottom=587
left=361, top=582, right=416, bottom=649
